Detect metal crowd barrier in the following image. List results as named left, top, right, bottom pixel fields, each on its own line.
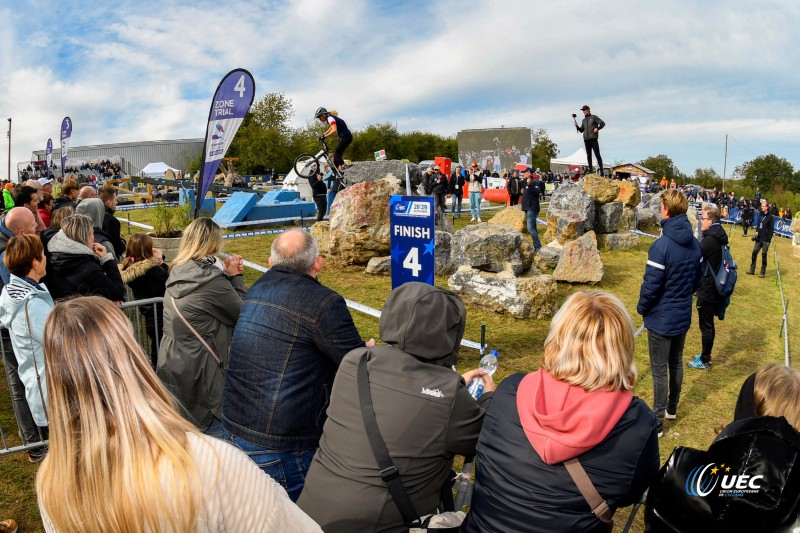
left=773, top=246, right=791, bottom=367
left=0, top=297, right=163, bottom=458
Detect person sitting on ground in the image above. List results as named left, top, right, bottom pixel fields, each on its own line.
left=646, top=363, right=800, bottom=532
left=44, top=214, right=124, bottom=302
left=36, top=296, right=322, bottom=533
left=75, top=198, right=117, bottom=261
left=119, top=233, right=168, bottom=369
left=462, top=291, right=660, bottom=533
left=158, top=217, right=245, bottom=437
left=0, top=235, right=53, bottom=452
left=298, top=282, right=494, bottom=531
left=52, top=182, right=78, bottom=212
left=98, top=187, right=126, bottom=257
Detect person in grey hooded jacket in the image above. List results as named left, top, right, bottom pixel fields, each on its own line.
left=75, top=198, right=117, bottom=261
left=157, top=218, right=245, bottom=436
left=297, top=282, right=494, bottom=533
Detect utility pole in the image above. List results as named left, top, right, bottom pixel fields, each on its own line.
left=6, top=118, right=11, bottom=183
left=722, top=133, right=728, bottom=193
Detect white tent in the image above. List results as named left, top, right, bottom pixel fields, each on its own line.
left=141, top=161, right=180, bottom=178
left=550, top=147, right=611, bottom=174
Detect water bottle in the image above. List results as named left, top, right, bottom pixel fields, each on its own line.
left=467, top=350, right=499, bottom=399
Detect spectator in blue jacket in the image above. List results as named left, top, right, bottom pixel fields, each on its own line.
left=637, top=189, right=702, bottom=437
left=520, top=168, right=544, bottom=250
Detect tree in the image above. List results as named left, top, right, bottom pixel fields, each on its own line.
left=638, top=154, right=685, bottom=183
left=227, top=93, right=297, bottom=174
left=734, top=154, right=795, bottom=194
left=530, top=128, right=558, bottom=172
left=691, top=167, right=722, bottom=189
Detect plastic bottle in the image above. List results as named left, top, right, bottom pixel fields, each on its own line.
left=467, top=350, right=499, bottom=399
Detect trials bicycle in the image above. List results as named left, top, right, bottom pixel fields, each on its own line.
left=293, top=138, right=348, bottom=189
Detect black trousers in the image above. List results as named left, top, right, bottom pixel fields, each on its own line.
left=333, top=134, right=352, bottom=170
left=313, top=194, right=328, bottom=221
left=584, top=139, right=603, bottom=173
left=509, top=194, right=520, bottom=206
left=750, top=239, right=770, bottom=274
left=696, top=298, right=716, bottom=363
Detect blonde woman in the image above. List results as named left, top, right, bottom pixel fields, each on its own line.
left=463, top=291, right=660, bottom=533
left=157, top=217, right=245, bottom=436
left=36, top=296, right=322, bottom=533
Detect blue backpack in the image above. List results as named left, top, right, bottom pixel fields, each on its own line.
left=706, top=244, right=737, bottom=319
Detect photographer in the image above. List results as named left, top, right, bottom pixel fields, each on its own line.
left=747, top=199, right=773, bottom=278
left=467, top=163, right=483, bottom=222
left=574, top=105, right=605, bottom=175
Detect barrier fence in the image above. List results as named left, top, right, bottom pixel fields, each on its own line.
left=773, top=245, right=791, bottom=367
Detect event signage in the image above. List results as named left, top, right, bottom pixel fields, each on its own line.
left=723, top=207, right=794, bottom=238
left=374, top=149, right=387, bottom=161
left=389, top=195, right=435, bottom=289
left=60, top=117, right=72, bottom=175
left=46, top=139, right=52, bottom=181
left=197, top=68, right=255, bottom=217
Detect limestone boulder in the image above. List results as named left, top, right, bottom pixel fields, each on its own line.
left=595, top=202, right=623, bottom=234
left=365, top=256, right=391, bottom=275
left=553, top=231, right=604, bottom=284
left=489, top=206, right=527, bottom=234
left=636, top=208, right=659, bottom=233
left=621, top=206, right=637, bottom=231
left=437, top=212, right=454, bottom=234
left=345, top=160, right=423, bottom=187
left=450, top=223, right=533, bottom=276
left=614, top=180, right=642, bottom=207
left=582, top=174, right=620, bottom=203
left=448, top=266, right=557, bottom=319
left=597, top=232, right=640, bottom=251
left=329, top=177, right=402, bottom=265
left=435, top=230, right=455, bottom=276
left=534, top=244, right=562, bottom=271
left=310, top=221, right=331, bottom=255
left=543, top=182, right=595, bottom=245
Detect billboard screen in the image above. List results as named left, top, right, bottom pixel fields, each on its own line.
left=457, top=127, right=532, bottom=174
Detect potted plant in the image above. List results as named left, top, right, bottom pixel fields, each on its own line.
left=150, top=202, right=190, bottom=262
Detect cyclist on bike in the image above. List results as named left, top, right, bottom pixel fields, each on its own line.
left=315, top=107, right=353, bottom=171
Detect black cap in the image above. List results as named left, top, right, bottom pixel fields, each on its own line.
left=580, top=105, right=590, bottom=111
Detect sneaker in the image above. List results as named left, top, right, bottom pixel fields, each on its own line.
left=477, top=217, right=482, bottom=222
left=688, top=358, right=711, bottom=370
left=0, top=519, right=18, bottom=533
left=28, top=446, right=47, bottom=463
left=746, top=269, right=754, bottom=275
left=759, top=273, right=765, bottom=278
left=657, top=425, right=664, bottom=438
left=665, top=410, right=677, bottom=420
left=470, top=217, right=475, bottom=222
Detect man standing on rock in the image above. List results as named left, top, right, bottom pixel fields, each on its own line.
left=637, top=190, right=702, bottom=437
left=574, top=105, right=605, bottom=175
left=521, top=168, right=543, bottom=251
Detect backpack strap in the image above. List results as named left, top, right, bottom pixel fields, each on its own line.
left=564, top=458, right=614, bottom=526
left=169, top=296, right=224, bottom=370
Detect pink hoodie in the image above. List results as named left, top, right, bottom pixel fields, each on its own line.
left=516, top=370, right=632, bottom=465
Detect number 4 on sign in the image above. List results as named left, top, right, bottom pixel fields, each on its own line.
left=403, top=247, right=422, bottom=277
left=234, top=75, right=246, bottom=97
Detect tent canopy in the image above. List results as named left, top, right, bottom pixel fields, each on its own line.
left=550, top=147, right=611, bottom=172
left=141, top=161, right=179, bottom=177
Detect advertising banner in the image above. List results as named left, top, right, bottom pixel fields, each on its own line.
left=197, top=69, right=255, bottom=217
left=46, top=138, right=52, bottom=181
left=60, top=117, right=72, bottom=175
left=389, top=195, right=435, bottom=289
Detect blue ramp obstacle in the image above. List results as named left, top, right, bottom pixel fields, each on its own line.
left=212, top=190, right=318, bottom=226
left=213, top=192, right=260, bottom=225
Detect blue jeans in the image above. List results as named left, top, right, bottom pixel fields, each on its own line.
left=450, top=191, right=463, bottom=215
left=526, top=209, right=542, bottom=249
left=647, top=330, right=686, bottom=428
left=326, top=189, right=337, bottom=216
left=469, top=191, right=482, bottom=218
left=222, top=429, right=316, bottom=502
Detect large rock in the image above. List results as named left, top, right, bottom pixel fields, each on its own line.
left=582, top=174, right=620, bottom=203
left=345, top=160, right=423, bottom=187
left=448, top=266, right=557, bottom=319
left=636, top=208, right=659, bottom=234
left=489, top=206, right=527, bottom=234
left=597, top=232, right=640, bottom=251
left=365, top=256, right=391, bottom=275
left=544, top=182, right=595, bottom=245
left=310, top=221, right=331, bottom=255
left=595, top=201, right=623, bottom=234
left=450, top=223, right=533, bottom=276
left=435, top=230, right=455, bottom=276
left=534, top=244, right=562, bottom=271
left=552, top=231, right=604, bottom=284
left=621, top=206, right=637, bottom=231
left=329, top=177, right=402, bottom=265
left=614, top=180, right=642, bottom=207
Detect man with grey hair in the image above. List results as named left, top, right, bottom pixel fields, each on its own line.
left=689, top=202, right=727, bottom=370
left=221, top=228, right=374, bottom=501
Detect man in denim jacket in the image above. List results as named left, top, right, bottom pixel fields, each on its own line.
left=221, top=229, right=373, bottom=501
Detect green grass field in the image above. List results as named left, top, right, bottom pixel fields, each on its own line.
left=2, top=205, right=797, bottom=532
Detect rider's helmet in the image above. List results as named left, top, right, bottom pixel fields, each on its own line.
left=314, top=107, right=328, bottom=119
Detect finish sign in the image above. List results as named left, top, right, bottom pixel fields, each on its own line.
left=389, top=195, right=435, bottom=289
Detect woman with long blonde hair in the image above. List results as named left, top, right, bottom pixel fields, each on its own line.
left=36, top=296, right=321, bottom=532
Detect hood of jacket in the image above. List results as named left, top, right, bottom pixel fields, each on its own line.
left=378, top=281, right=465, bottom=365
left=661, top=213, right=695, bottom=246
left=516, top=370, right=633, bottom=464
left=120, top=257, right=163, bottom=284
left=702, top=222, right=729, bottom=246
left=166, top=258, right=227, bottom=299
left=0, top=274, right=53, bottom=328
left=75, top=198, right=105, bottom=227
left=47, top=230, right=93, bottom=256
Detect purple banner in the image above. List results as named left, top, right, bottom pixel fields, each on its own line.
left=46, top=138, right=53, bottom=181
left=60, top=117, right=72, bottom=175
left=197, top=69, right=255, bottom=217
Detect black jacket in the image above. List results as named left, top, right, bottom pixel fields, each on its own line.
left=645, top=416, right=800, bottom=532
left=45, top=230, right=125, bottom=301
left=462, top=374, right=659, bottom=533
left=577, top=114, right=605, bottom=141
left=506, top=176, right=521, bottom=196
left=102, top=210, right=127, bottom=258
left=51, top=195, right=76, bottom=212
left=521, top=179, right=543, bottom=212
left=696, top=223, right=728, bottom=304
left=309, top=173, right=327, bottom=196
left=448, top=172, right=465, bottom=194
left=756, top=210, right=774, bottom=243
left=431, top=173, right=448, bottom=195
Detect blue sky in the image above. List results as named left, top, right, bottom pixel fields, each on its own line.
left=2, top=0, right=799, bottom=177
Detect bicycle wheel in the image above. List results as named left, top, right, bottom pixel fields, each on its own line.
left=294, top=154, right=319, bottom=179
